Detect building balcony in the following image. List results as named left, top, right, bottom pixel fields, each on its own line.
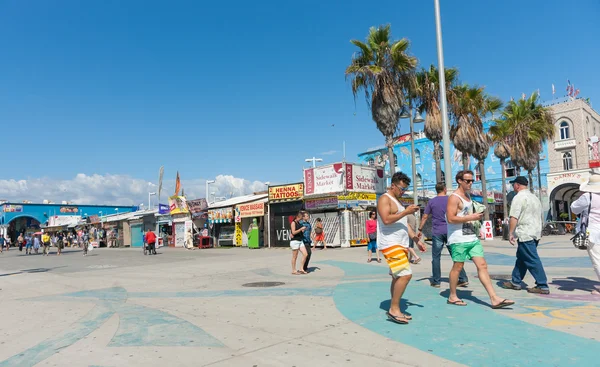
left=554, top=139, right=576, bottom=150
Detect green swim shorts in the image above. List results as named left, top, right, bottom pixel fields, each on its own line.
left=449, top=240, right=485, bottom=262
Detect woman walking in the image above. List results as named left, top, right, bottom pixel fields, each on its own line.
left=313, top=218, right=326, bottom=249
left=290, top=211, right=308, bottom=275
left=366, top=211, right=381, bottom=263
left=571, top=172, right=600, bottom=295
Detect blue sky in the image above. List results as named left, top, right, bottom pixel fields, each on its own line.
left=0, top=0, right=598, bottom=203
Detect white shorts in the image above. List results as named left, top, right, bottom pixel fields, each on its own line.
left=290, top=240, right=305, bottom=250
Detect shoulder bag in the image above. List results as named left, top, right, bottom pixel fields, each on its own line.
left=571, top=193, right=592, bottom=250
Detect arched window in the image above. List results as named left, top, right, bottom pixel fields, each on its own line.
left=563, top=152, right=573, bottom=171
left=475, top=165, right=481, bottom=181
left=560, top=121, right=570, bottom=140
left=367, top=158, right=375, bottom=166
left=439, top=146, right=444, bottom=160
left=394, top=154, right=399, bottom=168
left=440, top=171, right=445, bottom=182
left=415, top=149, right=421, bottom=164
left=416, top=173, right=422, bottom=187
left=505, top=160, right=516, bottom=178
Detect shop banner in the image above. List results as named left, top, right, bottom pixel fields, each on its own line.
left=338, top=192, right=377, bottom=201
left=60, top=207, right=79, bottom=213
left=269, top=183, right=304, bottom=202
left=187, top=198, right=208, bottom=218
left=88, top=215, right=100, bottom=224
left=3, top=205, right=23, bottom=212
left=158, top=203, right=170, bottom=214
left=235, top=201, right=265, bottom=220
left=304, top=163, right=345, bottom=196
left=169, top=196, right=190, bottom=215
left=305, top=197, right=338, bottom=211
left=345, top=164, right=385, bottom=193
left=208, top=208, right=232, bottom=223
left=234, top=222, right=243, bottom=246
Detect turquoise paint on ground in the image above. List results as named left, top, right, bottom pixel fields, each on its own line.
left=108, top=303, right=222, bottom=347
left=326, top=260, right=600, bottom=367
left=0, top=305, right=115, bottom=367
left=484, top=253, right=592, bottom=268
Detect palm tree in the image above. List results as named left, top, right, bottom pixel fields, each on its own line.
left=450, top=85, right=502, bottom=219
left=489, top=118, right=512, bottom=220
left=450, top=84, right=486, bottom=169
left=495, top=93, right=554, bottom=193
left=416, top=65, right=459, bottom=183
left=346, top=25, right=417, bottom=175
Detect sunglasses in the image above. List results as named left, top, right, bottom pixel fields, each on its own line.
left=462, top=179, right=475, bottom=184
left=395, top=184, right=408, bottom=191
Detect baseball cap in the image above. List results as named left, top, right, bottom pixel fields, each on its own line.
left=509, top=176, right=528, bottom=186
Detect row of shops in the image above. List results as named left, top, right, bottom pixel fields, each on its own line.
left=208, top=162, right=393, bottom=248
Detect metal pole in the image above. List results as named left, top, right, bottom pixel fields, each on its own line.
left=434, top=0, right=454, bottom=191
left=409, top=106, right=420, bottom=230
left=148, top=192, right=151, bottom=210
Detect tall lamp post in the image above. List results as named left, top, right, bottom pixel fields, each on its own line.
left=434, top=0, right=454, bottom=191
left=305, top=157, right=323, bottom=168
left=400, top=105, right=425, bottom=228
left=206, top=180, right=215, bottom=204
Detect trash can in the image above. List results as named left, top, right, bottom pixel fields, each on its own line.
left=200, top=236, right=212, bottom=248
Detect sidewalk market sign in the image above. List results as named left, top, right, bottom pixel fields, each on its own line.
left=304, top=163, right=385, bottom=196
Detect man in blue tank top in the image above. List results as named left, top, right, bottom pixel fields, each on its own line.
left=446, top=170, right=514, bottom=309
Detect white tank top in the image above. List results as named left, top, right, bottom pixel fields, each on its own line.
left=447, top=193, right=477, bottom=244
left=377, top=193, right=409, bottom=250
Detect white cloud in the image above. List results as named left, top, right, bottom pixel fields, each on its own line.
left=320, top=150, right=337, bottom=156
left=0, top=174, right=266, bottom=206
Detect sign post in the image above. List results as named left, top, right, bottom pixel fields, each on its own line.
left=483, top=220, right=494, bottom=241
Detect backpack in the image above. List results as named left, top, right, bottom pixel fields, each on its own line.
left=314, top=224, right=323, bottom=235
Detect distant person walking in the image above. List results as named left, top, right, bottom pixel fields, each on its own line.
left=503, top=176, right=549, bottom=294
left=33, top=235, right=41, bottom=254
left=56, top=233, right=64, bottom=256
left=418, top=182, right=469, bottom=288
left=313, top=218, right=325, bottom=249
left=0, top=235, right=4, bottom=254
left=446, top=170, right=514, bottom=309
left=25, top=235, right=33, bottom=255
left=17, top=234, right=24, bottom=252
left=290, top=211, right=308, bottom=275
left=571, top=172, right=600, bottom=295
left=366, top=211, right=381, bottom=263
left=299, top=211, right=313, bottom=272
left=42, top=232, right=51, bottom=256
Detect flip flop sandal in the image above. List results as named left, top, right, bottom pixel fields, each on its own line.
left=447, top=299, right=467, bottom=306
left=377, top=259, right=382, bottom=263
left=297, top=270, right=308, bottom=274
left=492, top=299, right=515, bottom=309
left=386, top=311, right=409, bottom=324
left=367, top=259, right=372, bottom=263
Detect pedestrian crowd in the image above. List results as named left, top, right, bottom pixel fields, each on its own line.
left=287, top=169, right=600, bottom=325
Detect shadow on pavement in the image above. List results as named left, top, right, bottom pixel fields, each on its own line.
left=379, top=299, right=424, bottom=316
left=439, top=288, right=498, bottom=308
left=550, top=276, right=600, bottom=292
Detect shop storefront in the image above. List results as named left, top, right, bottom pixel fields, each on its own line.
left=268, top=183, right=304, bottom=248
left=208, top=207, right=234, bottom=247
left=168, top=196, right=193, bottom=248
left=234, top=199, right=267, bottom=249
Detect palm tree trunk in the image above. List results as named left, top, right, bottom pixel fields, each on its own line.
left=462, top=152, right=469, bottom=170
left=386, top=136, right=396, bottom=176
left=479, top=160, right=490, bottom=221
left=434, top=141, right=442, bottom=183
left=528, top=171, right=534, bottom=193
left=500, top=158, right=508, bottom=221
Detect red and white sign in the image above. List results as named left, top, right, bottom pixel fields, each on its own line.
left=304, top=163, right=345, bottom=196
left=345, top=163, right=385, bottom=193
left=483, top=220, right=494, bottom=241
left=304, top=163, right=385, bottom=196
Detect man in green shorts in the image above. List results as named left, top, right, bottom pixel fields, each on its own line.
left=446, top=170, right=515, bottom=309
